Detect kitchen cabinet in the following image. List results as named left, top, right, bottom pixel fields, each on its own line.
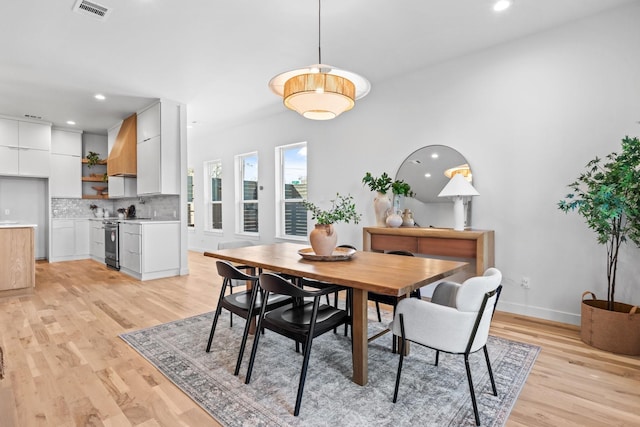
left=50, top=219, right=90, bottom=262
left=136, top=100, right=181, bottom=195
left=50, top=128, right=82, bottom=198
left=119, top=221, right=180, bottom=280
left=109, top=176, right=137, bottom=198
left=89, top=220, right=104, bottom=262
left=0, top=225, right=35, bottom=293
left=0, top=117, right=51, bottom=177
left=120, top=222, right=141, bottom=273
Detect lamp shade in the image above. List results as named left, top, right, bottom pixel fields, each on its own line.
left=283, top=73, right=355, bottom=120
left=269, top=64, right=370, bottom=120
left=438, top=173, right=480, bottom=197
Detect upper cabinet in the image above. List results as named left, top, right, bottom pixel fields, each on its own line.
left=0, top=117, right=51, bottom=177
left=50, top=128, right=82, bottom=198
left=136, top=100, right=182, bottom=195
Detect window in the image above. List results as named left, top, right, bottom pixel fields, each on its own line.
left=205, top=160, right=222, bottom=231
left=187, top=167, right=195, bottom=227
left=276, top=142, right=307, bottom=239
left=236, top=152, right=259, bottom=234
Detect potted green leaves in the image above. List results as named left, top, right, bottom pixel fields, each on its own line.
left=302, top=193, right=361, bottom=256
left=558, top=136, right=640, bottom=355
left=362, top=172, right=413, bottom=227
left=86, top=151, right=101, bottom=168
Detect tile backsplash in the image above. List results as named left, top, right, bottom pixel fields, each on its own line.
left=52, top=195, right=180, bottom=220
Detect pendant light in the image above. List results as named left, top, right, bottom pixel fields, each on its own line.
left=269, top=0, right=370, bottom=120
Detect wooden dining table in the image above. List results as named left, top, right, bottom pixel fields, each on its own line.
left=203, top=242, right=468, bottom=386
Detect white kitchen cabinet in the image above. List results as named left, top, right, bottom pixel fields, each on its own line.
left=50, top=219, right=91, bottom=262
left=50, top=128, right=83, bottom=198
left=119, top=221, right=180, bottom=280
left=142, top=222, right=180, bottom=275
left=136, top=102, right=161, bottom=142
left=120, top=222, right=141, bottom=273
left=50, top=153, right=81, bottom=197
left=51, top=220, right=75, bottom=259
left=19, top=121, right=51, bottom=150
left=0, top=146, right=19, bottom=175
left=74, top=219, right=90, bottom=257
left=90, top=220, right=105, bottom=262
left=0, top=118, right=19, bottom=145
left=136, top=100, right=181, bottom=195
left=108, top=176, right=137, bottom=198
left=0, top=117, right=51, bottom=177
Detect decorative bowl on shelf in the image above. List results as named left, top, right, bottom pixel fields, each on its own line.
left=92, top=186, right=107, bottom=195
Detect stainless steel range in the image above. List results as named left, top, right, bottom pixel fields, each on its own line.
left=104, top=219, right=120, bottom=270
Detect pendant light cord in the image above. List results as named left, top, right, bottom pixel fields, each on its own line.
left=318, top=0, right=322, bottom=64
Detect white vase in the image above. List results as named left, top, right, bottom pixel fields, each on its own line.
left=373, top=192, right=392, bottom=227
left=386, top=210, right=403, bottom=228
left=309, top=224, right=338, bottom=256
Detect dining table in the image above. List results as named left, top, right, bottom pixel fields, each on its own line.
left=203, top=242, right=468, bottom=386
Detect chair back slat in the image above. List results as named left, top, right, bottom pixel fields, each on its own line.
left=216, top=260, right=257, bottom=281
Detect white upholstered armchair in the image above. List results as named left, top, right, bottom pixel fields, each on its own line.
left=390, top=267, right=503, bottom=426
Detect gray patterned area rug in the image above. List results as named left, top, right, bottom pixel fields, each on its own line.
left=120, top=311, right=539, bottom=427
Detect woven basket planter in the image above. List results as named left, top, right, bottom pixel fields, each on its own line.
left=581, top=291, right=640, bottom=356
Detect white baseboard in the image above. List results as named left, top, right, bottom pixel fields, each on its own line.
left=497, top=300, right=580, bottom=326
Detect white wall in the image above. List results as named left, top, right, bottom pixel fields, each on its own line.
left=188, top=3, right=640, bottom=325
left=0, top=176, right=48, bottom=259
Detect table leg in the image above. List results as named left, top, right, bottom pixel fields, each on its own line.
left=352, top=288, right=368, bottom=386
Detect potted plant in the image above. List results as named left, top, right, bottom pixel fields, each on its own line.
left=302, top=193, right=361, bottom=256
left=385, top=179, right=412, bottom=227
left=362, top=172, right=393, bottom=226
left=558, top=135, right=640, bottom=355
left=89, top=204, right=102, bottom=218
left=86, top=151, right=101, bottom=168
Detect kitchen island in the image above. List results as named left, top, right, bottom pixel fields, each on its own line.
left=0, top=222, right=36, bottom=294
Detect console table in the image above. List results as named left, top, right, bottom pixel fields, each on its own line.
left=362, top=227, right=494, bottom=278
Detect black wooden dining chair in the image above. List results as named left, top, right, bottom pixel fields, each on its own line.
left=205, top=261, right=291, bottom=375
left=298, top=244, right=355, bottom=335
left=245, top=272, right=351, bottom=416
left=368, top=250, right=420, bottom=321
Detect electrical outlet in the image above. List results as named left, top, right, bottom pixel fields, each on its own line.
left=4, top=209, right=9, bottom=215
left=521, top=276, right=530, bottom=289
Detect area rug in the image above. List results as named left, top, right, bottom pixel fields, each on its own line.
left=120, top=311, right=539, bottom=427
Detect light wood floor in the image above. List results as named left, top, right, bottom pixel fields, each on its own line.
left=0, top=252, right=638, bottom=426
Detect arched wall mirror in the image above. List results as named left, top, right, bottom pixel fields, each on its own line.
left=395, top=145, right=474, bottom=229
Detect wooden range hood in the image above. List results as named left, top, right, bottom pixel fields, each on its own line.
left=107, top=113, right=137, bottom=177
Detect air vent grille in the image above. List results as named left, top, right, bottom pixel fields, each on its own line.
left=72, top=0, right=112, bottom=21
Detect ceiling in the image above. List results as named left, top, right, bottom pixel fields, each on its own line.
left=0, top=0, right=636, bottom=135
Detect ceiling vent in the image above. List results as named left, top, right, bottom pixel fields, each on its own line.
left=72, top=0, right=112, bottom=21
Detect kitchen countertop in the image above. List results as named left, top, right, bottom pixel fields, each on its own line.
left=0, top=221, right=38, bottom=228
left=87, top=217, right=180, bottom=224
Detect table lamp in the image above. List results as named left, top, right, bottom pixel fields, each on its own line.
left=437, top=173, right=479, bottom=231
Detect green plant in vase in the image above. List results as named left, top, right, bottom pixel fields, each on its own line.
left=86, top=151, right=101, bottom=168
left=302, top=193, right=361, bottom=256
left=558, top=135, right=640, bottom=354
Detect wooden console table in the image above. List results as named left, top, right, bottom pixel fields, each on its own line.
left=363, top=227, right=494, bottom=277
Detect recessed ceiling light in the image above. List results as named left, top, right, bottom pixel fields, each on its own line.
left=66, top=120, right=76, bottom=125
left=493, top=0, right=512, bottom=12
left=94, top=94, right=106, bottom=101
left=424, top=173, right=432, bottom=178
left=431, top=153, right=439, bottom=159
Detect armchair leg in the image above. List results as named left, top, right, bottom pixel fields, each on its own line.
left=435, top=350, right=439, bottom=366
left=393, top=314, right=406, bottom=403
left=206, top=282, right=228, bottom=352
left=483, top=346, right=498, bottom=396
left=464, top=354, right=481, bottom=426
left=375, top=301, right=382, bottom=322
left=294, top=334, right=314, bottom=416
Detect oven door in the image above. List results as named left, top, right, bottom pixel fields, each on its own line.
left=104, top=221, right=120, bottom=270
